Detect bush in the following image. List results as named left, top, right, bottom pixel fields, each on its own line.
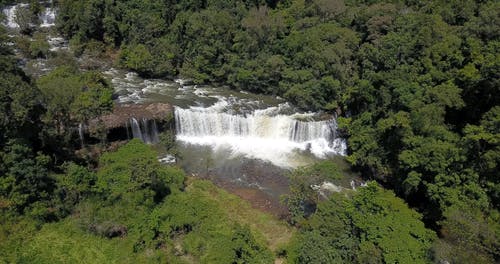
left=118, top=40, right=178, bottom=78
left=29, top=33, right=50, bottom=58
left=288, top=183, right=437, bottom=263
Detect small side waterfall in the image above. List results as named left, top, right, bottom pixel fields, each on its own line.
left=290, top=120, right=336, bottom=143
left=129, top=117, right=160, bottom=144
left=150, top=120, right=160, bottom=143
left=2, top=4, right=56, bottom=29
left=78, top=123, right=85, bottom=146
left=131, top=117, right=143, bottom=140
left=2, top=4, right=24, bottom=28
left=39, top=8, right=56, bottom=28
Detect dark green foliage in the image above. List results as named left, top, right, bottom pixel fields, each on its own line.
left=118, top=39, right=179, bottom=78
left=464, top=107, right=500, bottom=208
left=282, top=161, right=342, bottom=223
left=288, top=183, right=436, bottom=263
left=230, top=224, right=272, bottom=264
left=37, top=66, right=113, bottom=150
left=0, top=26, right=49, bottom=218
left=29, top=32, right=50, bottom=58
left=53, top=162, right=96, bottom=217
left=0, top=40, right=43, bottom=144
left=433, top=202, right=500, bottom=263
left=0, top=141, right=52, bottom=215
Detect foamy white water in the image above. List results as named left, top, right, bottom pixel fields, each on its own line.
left=2, top=4, right=56, bottom=29
left=175, top=99, right=347, bottom=168
left=47, top=36, right=68, bottom=51
left=39, top=8, right=56, bottom=28
left=2, top=4, right=25, bottom=28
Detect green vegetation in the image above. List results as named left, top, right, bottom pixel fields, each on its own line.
left=13, top=2, right=37, bottom=35
left=1, top=140, right=279, bottom=263
left=37, top=66, right=113, bottom=151
left=29, top=32, right=50, bottom=58
left=282, top=161, right=342, bottom=223
left=287, top=183, right=436, bottom=263
left=282, top=162, right=436, bottom=263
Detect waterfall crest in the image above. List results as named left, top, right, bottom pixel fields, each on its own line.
left=175, top=108, right=339, bottom=143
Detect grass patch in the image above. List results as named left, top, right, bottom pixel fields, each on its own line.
left=184, top=178, right=295, bottom=252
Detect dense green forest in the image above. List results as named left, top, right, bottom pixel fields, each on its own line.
left=1, top=0, right=499, bottom=263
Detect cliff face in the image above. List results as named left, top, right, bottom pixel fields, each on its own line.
left=89, top=103, right=173, bottom=131
left=81, top=103, right=174, bottom=145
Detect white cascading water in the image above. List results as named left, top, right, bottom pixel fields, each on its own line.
left=39, top=8, right=56, bottom=28
left=2, top=4, right=23, bottom=28
left=175, top=102, right=347, bottom=168
left=78, top=123, right=85, bottom=145
left=150, top=119, right=160, bottom=143
left=130, top=117, right=160, bottom=144
left=2, top=4, right=56, bottom=29
left=131, top=117, right=143, bottom=140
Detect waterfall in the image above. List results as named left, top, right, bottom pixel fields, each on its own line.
left=125, top=121, right=131, bottom=140
left=39, top=8, right=56, bottom=28
left=174, top=106, right=347, bottom=167
left=2, top=4, right=56, bottom=28
left=78, top=123, right=85, bottom=146
left=175, top=108, right=337, bottom=142
left=151, top=120, right=160, bottom=143
left=141, top=118, right=151, bottom=143
left=130, top=117, right=143, bottom=141
left=290, top=120, right=336, bottom=143
left=2, top=4, right=24, bottom=28
left=129, top=117, right=160, bottom=144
